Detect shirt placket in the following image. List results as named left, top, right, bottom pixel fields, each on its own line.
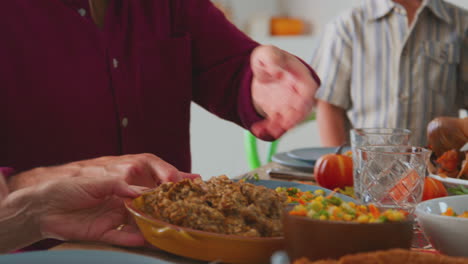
left=105, top=21, right=140, bottom=154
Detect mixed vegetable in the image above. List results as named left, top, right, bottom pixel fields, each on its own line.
left=441, top=207, right=468, bottom=218
left=276, top=187, right=408, bottom=223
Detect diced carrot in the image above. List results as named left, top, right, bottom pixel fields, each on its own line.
left=368, top=204, right=380, bottom=218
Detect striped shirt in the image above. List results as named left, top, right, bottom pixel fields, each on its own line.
left=311, top=0, right=468, bottom=146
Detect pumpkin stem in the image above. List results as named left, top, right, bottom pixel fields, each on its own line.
left=335, top=143, right=349, bottom=155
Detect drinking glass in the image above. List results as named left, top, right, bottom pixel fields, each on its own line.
left=350, top=128, right=411, bottom=199
left=355, top=145, right=431, bottom=213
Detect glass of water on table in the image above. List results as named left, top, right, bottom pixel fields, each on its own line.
left=354, top=145, right=431, bottom=213
left=350, top=128, right=411, bottom=200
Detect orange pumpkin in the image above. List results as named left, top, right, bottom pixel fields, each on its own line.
left=314, top=150, right=353, bottom=190
left=422, top=177, right=448, bottom=201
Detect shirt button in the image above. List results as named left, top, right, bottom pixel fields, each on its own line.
left=112, top=58, right=119, bottom=69
left=78, top=8, right=87, bottom=17
left=122, top=118, right=129, bottom=128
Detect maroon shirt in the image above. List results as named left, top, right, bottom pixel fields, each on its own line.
left=1, top=0, right=264, bottom=173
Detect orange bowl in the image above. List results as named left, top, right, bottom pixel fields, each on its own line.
left=125, top=198, right=284, bottom=264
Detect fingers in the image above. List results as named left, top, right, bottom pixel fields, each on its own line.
left=251, top=119, right=286, bottom=140
left=76, top=177, right=146, bottom=200
left=251, top=104, right=310, bottom=140
left=169, top=172, right=201, bottom=183
left=100, top=227, right=145, bottom=247
left=0, top=174, right=8, bottom=200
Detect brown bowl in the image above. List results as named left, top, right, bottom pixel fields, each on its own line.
left=125, top=198, right=284, bottom=264
left=283, top=213, right=414, bottom=262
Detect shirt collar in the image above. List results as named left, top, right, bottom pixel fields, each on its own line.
left=424, top=0, right=452, bottom=24
left=365, top=0, right=396, bottom=21
left=365, top=0, right=452, bottom=24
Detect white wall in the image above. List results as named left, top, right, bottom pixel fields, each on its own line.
left=191, top=0, right=468, bottom=179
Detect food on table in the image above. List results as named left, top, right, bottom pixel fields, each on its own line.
left=429, top=149, right=468, bottom=179
left=293, top=248, right=468, bottom=264
left=286, top=192, right=407, bottom=223
left=135, top=175, right=287, bottom=237
left=422, top=177, right=448, bottom=201
left=275, top=186, right=325, bottom=204
left=427, top=117, right=468, bottom=179
left=427, top=117, right=468, bottom=157
left=314, top=146, right=353, bottom=190
left=441, top=207, right=468, bottom=218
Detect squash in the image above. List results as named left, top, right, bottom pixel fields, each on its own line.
left=314, top=145, right=353, bottom=190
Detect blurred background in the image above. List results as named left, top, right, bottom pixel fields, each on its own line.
left=191, top=0, right=468, bottom=179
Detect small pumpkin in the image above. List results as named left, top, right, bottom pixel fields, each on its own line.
left=314, top=145, right=353, bottom=190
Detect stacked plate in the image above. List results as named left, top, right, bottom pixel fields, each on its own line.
left=272, top=146, right=351, bottom=172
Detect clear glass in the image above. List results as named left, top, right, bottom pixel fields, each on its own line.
left=350, top=128, right=411, bottom=199
left=354, top=145, right=431, bottom=213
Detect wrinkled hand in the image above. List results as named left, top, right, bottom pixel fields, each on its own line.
left=70, top=153, right=200, bottom=188
left=38, top=176, right=147, bottom=247
left=250, top=45, right=319, bottom=140
left=10, top=153, right=200, bottom=191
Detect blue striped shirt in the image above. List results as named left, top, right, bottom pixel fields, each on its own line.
left=311, top=0, right=468, bottom=146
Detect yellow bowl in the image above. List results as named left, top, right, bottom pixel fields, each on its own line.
left=125, top=198, right=284, bottom=264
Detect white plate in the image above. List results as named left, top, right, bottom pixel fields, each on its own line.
left=428, top=173, right=468, bottom=189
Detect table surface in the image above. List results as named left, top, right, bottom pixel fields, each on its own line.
left=50, top=162, right=434, bottom=263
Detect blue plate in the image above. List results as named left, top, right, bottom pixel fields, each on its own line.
left=271, top=152, right=315, bottom=172
left=0, top=250, right=174, bottom=264
left=248, top=179, right=355, bottom=202
left=287, top=146, right=351, bottom=163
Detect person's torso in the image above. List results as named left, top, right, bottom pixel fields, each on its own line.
left=0, top=0, right=193, bottom=172
left=346, top=0, right=467, bottom=146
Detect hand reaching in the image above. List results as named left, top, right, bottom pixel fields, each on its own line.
left=250, top=45, right=319, bottom=140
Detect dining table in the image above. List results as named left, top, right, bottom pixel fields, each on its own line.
left=49, top=162, right=436, bottom=263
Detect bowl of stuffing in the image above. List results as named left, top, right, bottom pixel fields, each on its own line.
left=125, top=175, right=288, bottom=264
left=283, top=194, right=414, bottom=262
left=415, top=194, right=468, bottom=257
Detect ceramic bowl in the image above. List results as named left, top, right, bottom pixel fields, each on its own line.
left=283, top=212, right=414, bottom=262
left=415, top=195, right=468, bottom=257
left=125, top=198, right=284, bottom=264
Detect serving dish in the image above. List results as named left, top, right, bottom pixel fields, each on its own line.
left=283, top=212, right=414, bottom=262
left=126, top=180, right=348, bottom=264
left=428, top=173, right=468, bottom=189
left=415, top=195, right=468, bottom=257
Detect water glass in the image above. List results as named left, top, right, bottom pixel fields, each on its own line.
left=355, top=145, right=431, bottom=213
left=350, top=128, right=411, bottom=199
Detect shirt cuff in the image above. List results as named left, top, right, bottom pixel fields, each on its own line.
left=237, top=62, right=264, bottom=131
left=0, top=167, right=15, bottom=179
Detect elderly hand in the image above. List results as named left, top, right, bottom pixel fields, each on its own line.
left=1, top=154, right=201, bottom=252
left=37, top=176, right=147, bottom=247
left=9, top=153, right=200, bottom=190
left=250, top=45, right=319, bottom=140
